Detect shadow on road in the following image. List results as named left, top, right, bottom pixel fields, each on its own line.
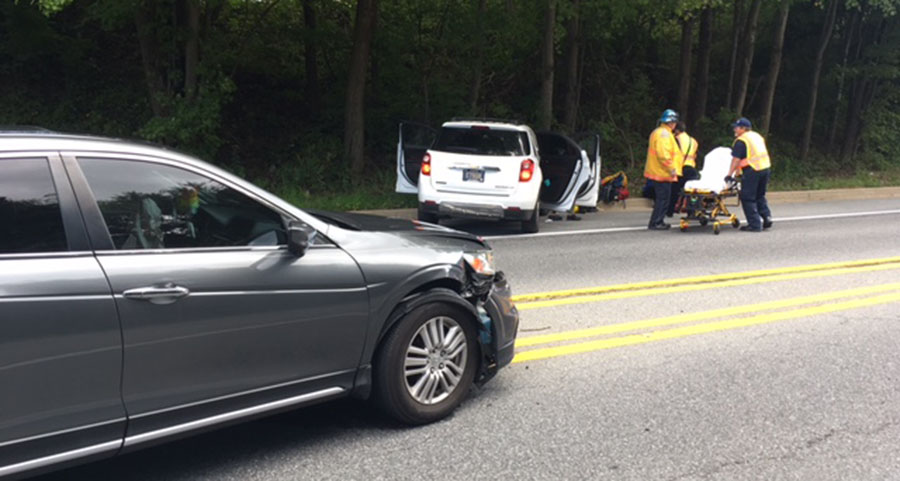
left=34, top=399, right=394, bottom=481
left=33, top=381, right=510, bottom=481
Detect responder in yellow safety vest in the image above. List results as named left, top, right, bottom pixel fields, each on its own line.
left=725, top=117, right=773, bottom=232
left=668, top=121, right=699, bottom=217
left=644, top=109, right=679, bottom=230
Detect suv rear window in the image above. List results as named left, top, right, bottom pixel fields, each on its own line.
left=432, top=127, right=530, bottom=156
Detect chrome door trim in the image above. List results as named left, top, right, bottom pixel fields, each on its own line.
left=0, top=418, right=125, bottom=449
left=92, top=244, right=335, bottom=256
left=0, top=251, right=93, bottom=261
left=123, top=386, right=345, bottom=448
left=130, top=371, right=355, bottom=420
left=0, top=439, right=121, bottom=478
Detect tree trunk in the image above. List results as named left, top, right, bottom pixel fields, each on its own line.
left=184, top=0, right=200, bottom=100
left=691, top=7, right=713, bottom=131
left=134, top=1, right=166, bottom=117
left=760, top=0, right=790, bottom=135
left=562, top=0, right=581, bottom=132
left=467, top=0, right=487, bottom=114
left=538, top=0, right=556, bottom=131
left=343, top=0, right=378, bottom=181
left=828, top=8, right=860, bottom=148
left=733, top=0, right=761, bottom=117
left=304, top=0, right=320, bottom=117
left=725, top=0, right=745, bottom=111
left=676, top=16, right=694, bottom=119
left=840, top=78, right=872, bottom=162
left=800, top=0, right=839, bottom=161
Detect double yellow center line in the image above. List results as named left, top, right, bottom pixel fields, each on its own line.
left=512, top=256, right=900, bottom=311
left=511, top=256, right=900, bottom=364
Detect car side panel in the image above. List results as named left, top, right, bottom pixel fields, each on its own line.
left=0, top=257, right=126, bottom=471
left=0, top=154, right=125, bottom=476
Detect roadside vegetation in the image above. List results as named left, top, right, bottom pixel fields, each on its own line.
left=5, top=0, right=900, bottom=211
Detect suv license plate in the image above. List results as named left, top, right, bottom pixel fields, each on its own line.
left=463, top=169, right=485, bottom=183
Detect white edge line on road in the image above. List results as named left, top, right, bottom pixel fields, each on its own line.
left=483, top=209, right=900, bottom=241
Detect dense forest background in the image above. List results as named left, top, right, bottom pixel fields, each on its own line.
left=3, top=0, right=899, bottom=209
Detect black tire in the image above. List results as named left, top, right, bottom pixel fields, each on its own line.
left=417, top=207, right=439, bottom=224
left=522, top=206, right=539, bottom=233
left=373, top=302, right=479, bottom=425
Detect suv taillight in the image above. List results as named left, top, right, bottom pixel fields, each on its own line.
left=421, top=153, right=432, bottom=176
left=519, top=159, right=535, bottom=182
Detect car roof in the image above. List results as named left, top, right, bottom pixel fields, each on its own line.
left=0, top=131, right=334, bottom=235
left=0, top=132, right=201, bottom=165
left=441, top=119, right=529, bottom=131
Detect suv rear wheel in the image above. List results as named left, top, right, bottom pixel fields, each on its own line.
left=522, top=206, right=539, bottom=233
left=374, top=302, right=478, bottom=425
left=417, top=206, right=439, bottom=224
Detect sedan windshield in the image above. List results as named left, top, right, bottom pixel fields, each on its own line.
left=432, top=127, right=530, bottom=156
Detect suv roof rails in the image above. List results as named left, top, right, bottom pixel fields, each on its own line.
left=448, top=117, right=525, bottom=125
left=0, top=125, right=56, bottom=134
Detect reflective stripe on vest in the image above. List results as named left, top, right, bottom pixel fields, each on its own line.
left=735, top=131, right=771, bottom=171
left=683, top=136, right=697, bottom=168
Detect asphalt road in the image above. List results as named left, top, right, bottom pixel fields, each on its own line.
left=38, top=198, right=900, bottom=480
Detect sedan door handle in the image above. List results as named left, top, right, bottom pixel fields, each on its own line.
left=122, top=284, right=190, bottom=305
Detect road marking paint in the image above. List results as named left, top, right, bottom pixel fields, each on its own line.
left=515, top=282, right=900, bottom=347
left=512, top=256, right=900, bottom=303
left=512, top=291, right=900, bottom=363
left=516, top=262, right=900, bottom=311
left=484, top=208, right=900, bottom=241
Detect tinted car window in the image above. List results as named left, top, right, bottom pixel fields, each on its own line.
left=432, top=127, right=530, bottom=156
left=78, top=158, right=287, bottom=250
left=0, top=158, right=68, bottom=254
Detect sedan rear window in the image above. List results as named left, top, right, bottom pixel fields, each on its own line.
left=0, top=158, right=67, bottom=254
left=432, top=127, right=530, bottom=156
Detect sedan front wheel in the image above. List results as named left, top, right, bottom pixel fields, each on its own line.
left=374, top=302, right=478, bottom=424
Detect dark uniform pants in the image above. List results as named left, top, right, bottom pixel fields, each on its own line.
left=649, top=181, right=672, bottom=227
left=740, top=167, right=771, bottom=230
left=668, top=166, right=700, bottom=216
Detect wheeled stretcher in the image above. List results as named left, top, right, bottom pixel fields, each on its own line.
left=678, top=146, right=741, bottom=235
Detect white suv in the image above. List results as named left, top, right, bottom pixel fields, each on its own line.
left=395, top=119, right=600, bottom=233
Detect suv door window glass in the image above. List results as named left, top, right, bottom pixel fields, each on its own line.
left=0, top=158, right=68, bottom=254
left=432, top=127, right=530, bottom=156
left=78, top=158, right=287, bottom=250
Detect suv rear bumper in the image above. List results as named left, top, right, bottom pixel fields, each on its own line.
left=419, top=202, right=533, bottom=221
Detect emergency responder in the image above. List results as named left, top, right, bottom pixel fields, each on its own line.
left=644, top=109, right=680, bottom=230
left=668, top=121, right=699, bottom=216
left=725, top=117, right=773, bottom=232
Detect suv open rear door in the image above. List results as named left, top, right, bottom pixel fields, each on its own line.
left=537, top=132, right=590, bottom=212
left=395, top=121, right=437, bottom=194
left=575, top=133, right=601, bottom=209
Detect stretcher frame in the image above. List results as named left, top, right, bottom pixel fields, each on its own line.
left=678, top=181, right=741, bottom=235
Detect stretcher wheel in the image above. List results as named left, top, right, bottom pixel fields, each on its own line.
left=713, top=222, right=721, bottom=235
left=699, top=217, right=709, bottom=226
left=731, top=217, right=740, bottom=228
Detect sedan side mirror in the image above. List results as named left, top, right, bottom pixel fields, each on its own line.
left=287, top=221, right=316, bottom=257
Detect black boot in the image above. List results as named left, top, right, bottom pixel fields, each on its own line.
left=763, top=217, right=773, bottom=229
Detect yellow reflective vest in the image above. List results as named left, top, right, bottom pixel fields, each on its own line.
left=734, top=130, right=771, bottom=171
left=676, top=132, right=698, bottom=171
left=644, top=125, right=678, bottom=182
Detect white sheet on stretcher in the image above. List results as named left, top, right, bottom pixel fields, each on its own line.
left=683, top=146, right=734, bottom=194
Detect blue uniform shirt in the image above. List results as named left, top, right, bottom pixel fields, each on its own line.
left=731, top=139, right=748, bottom=160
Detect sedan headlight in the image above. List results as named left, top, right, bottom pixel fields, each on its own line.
left=463, top=251, right=496, bottom=277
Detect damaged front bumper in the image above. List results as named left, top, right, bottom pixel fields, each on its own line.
left=466, top=270, right=518, bottom=385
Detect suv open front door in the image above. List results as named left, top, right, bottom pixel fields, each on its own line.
left=575, top=133, right=601, bottom=209
left=537, top=132, right=590, bottom=213
left=395, top=122, right=436, bottom=194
